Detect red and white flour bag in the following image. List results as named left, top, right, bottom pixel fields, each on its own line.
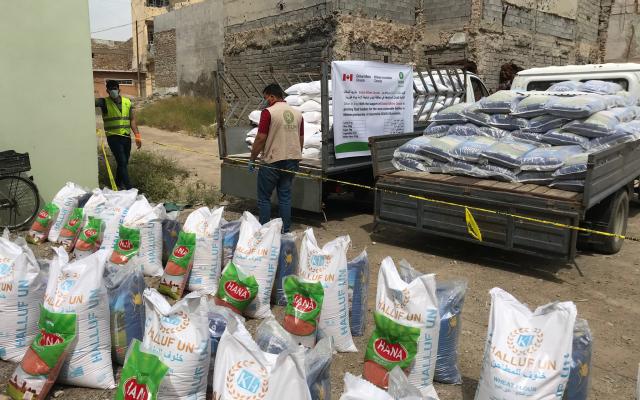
left=48, top=182, right=87, bottom=243
left=376, top=257, right=440, bottom=398
left=475, top=288, right=577, bottom=400
left=44, top=248, right=115, bottom=389
left=183, top=206, right=224, bottom=292
left=143, top=288, right=210, bottom=400
left=298, top=228, right=355, bottom=352
left=232, top=212, right=282, bottom=319
left=83, top=188, right=138, bottom=254
left=0, top=230, right=46, bottom=362
left=123, top=196, right=166, bottom=277
left=212, top=317, right=312, bottom=400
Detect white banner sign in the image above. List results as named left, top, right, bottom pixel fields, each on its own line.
left=331, top=61, right=414, bottom=159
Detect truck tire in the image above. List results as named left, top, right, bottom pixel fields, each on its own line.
left=589, top=189, right=629, bottom=255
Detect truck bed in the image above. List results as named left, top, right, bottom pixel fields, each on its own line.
left=370, top=132, right=640, bottom=260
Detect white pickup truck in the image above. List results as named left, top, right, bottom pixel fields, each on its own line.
left=370, top=63, right=640, bottom=260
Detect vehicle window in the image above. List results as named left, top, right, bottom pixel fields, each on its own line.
left=579, top=78, right=629, bottom=91
left=526, top=80, right=565, bottom=91
left=470, top=77, right=490, bottom=101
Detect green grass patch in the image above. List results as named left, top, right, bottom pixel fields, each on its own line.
left=98, top=149, right=219, bottom=207
left=137, top=96, right=217, bottom=137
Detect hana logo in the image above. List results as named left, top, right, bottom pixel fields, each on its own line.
left=226, top=361, right=268, bottom=400
left=374, top=338, right=407, bottom=363
left=159, top=311, right=190, bottom=334
left=0, top=263, right=12, bottom=277
left=292, top=294, right=316, bottom=313
left=38, top=209, right=49, bottom=219
left=39, top=329, right=64, bottom=346
left=173, top=245, right=190, bottom=258
left=123, top=377, right=149, bottom=400
left=118, top=239, right=133, bottom=251
left=224, top=280, right=251, bottom=301
left=67, top=218, right=80, bottom=227
left=507, top=328, right=544, bottom=356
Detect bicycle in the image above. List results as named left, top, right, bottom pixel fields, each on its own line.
left=0, top=150, right=40, bottom=230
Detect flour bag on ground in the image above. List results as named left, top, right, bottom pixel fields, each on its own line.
left=388, top=366, right=428, bottom=400
left=105, top=259, right=146, bottom=365
left=27, top=203, right=60, bottom=245
left=255, top=317, right=299, bottom=355
left=283, top=275, right=324, bottom=348
left=7, top=308, right=77, bottom=400
left=123, top=196, right=166, bottom=277
left=115, top=339, right=169, bottom=400
left=0, top=231, right=46, bottom=362
left=83, top=188, right=138, bottom=253
left=298, top=228, right=355, bottom=352
left=44, top=248, right=115, bottom=389
left=305, top=337, right=333, bottom=400
left=143, top=289, right=210, bottom=400
left=207, top=305, right=245, bottom=397
left=57, top=208, right=84, bottom=252
left=73, top=216, right=105, bottom=260
left=232, top=212, right=282, bottom=319
left=398, top=260, right=467, bottom=386
left=212, top=317, right=312, bottom=400
left=273, top=232, right=298, bottom=306
left=183, top=206, right=224, bottom=292
left=214, top=261, right=259, bottom=315
left=374, top=257, right=440, bottom=397
left=47, top=182, right=87, bottom=243
left=158, top=231, right=196, bottom=300
left=340, top=373, right=394, bottom=400
left=475, top=288, right=577, bottom=400
left=565, top=319, right=592, bottom=400
left=348, top=250, right=369, bottom=337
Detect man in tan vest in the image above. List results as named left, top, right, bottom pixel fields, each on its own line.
left=249, top=83, right=304, bottom=233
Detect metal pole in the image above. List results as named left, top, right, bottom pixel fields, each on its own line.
left=135, top=20, right=141, bottom=97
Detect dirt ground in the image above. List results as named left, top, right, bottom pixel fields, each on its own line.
left=1, top=128, right=638, bottom=399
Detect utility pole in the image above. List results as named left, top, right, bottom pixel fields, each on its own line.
left=135, top=20, right=141, bottom=97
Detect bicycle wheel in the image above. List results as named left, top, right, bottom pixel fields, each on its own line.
left=0, top=175, right=40, bottom=230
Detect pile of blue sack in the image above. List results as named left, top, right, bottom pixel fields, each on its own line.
left=393, top=80, right=640, bottom=192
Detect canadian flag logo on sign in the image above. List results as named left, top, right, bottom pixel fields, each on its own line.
left=342, top=73, right=353, bottom=81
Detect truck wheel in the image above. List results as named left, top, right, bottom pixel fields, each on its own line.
left=590, top=189, right=629, bottom=255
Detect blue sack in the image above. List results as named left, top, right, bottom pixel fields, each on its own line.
left=161, top=219, right=181, bottom=265
left=347, top=250, right=369, bottom=337
left=105, top=264, right=146, bottom=365
left=221, top=219, right=241, bottom=268
left=305, top=337, right=333, bottom=400
left=208, top=306, right=245, bottom=395
left=434, top=280, right=468, bottom=384
left=397, top=260, right=468, bottom=385
left=565, top=319, right=592, bottom=400
left=273, top=233, right=299, bottom=306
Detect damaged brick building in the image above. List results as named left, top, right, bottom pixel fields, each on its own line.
left=151, top=0, right=614, bottom=96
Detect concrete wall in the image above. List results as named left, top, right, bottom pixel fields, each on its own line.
left=0, top=0, right=98, bottom=201
left=605, top=0, right=640, bottom=62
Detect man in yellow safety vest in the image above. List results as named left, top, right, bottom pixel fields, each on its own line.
left=95, top=80, right=142, bottom=190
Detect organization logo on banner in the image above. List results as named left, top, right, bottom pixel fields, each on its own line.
left=342, top=73, right=353, bottom=82
left=226, top=360, right=269, bottom=400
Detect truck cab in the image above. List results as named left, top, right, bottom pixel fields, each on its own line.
left=511, top=63, right=640, bottom=97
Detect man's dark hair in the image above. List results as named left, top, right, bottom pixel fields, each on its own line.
left=106, top=80, right=120, bottom=90
left=263, top=83, right=285, bottom=99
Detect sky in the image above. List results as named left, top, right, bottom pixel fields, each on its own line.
left=89, top=0, right=133, bottom=41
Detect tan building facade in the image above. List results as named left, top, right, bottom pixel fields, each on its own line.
left=605, top=0, right=640, bottom=63
left=131, top=0, right=205, bottom=96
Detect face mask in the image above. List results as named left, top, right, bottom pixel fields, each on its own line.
left=259, top=98, right=270, bottom=109
left=108, top=89, right=119, bottom=99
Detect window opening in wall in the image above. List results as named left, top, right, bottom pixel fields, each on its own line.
left=106, top=79, right=134, bottom=86
left=146, top=0, right=168, bottom=7
left=147, top=22, right=154, bottom=45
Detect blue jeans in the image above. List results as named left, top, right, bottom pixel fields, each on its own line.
left=257, top=160, right=299, bottom=233
left=107, top=135, right=132, bottom=190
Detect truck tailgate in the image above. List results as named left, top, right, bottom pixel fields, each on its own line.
left=376, top=172, right=583, bottom=260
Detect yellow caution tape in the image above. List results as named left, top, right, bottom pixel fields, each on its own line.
left=97, top=129, right=118, bottom=191
left=94, top=130, right=640, bottom=244
left=465, top=208, right=483, bottom=242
